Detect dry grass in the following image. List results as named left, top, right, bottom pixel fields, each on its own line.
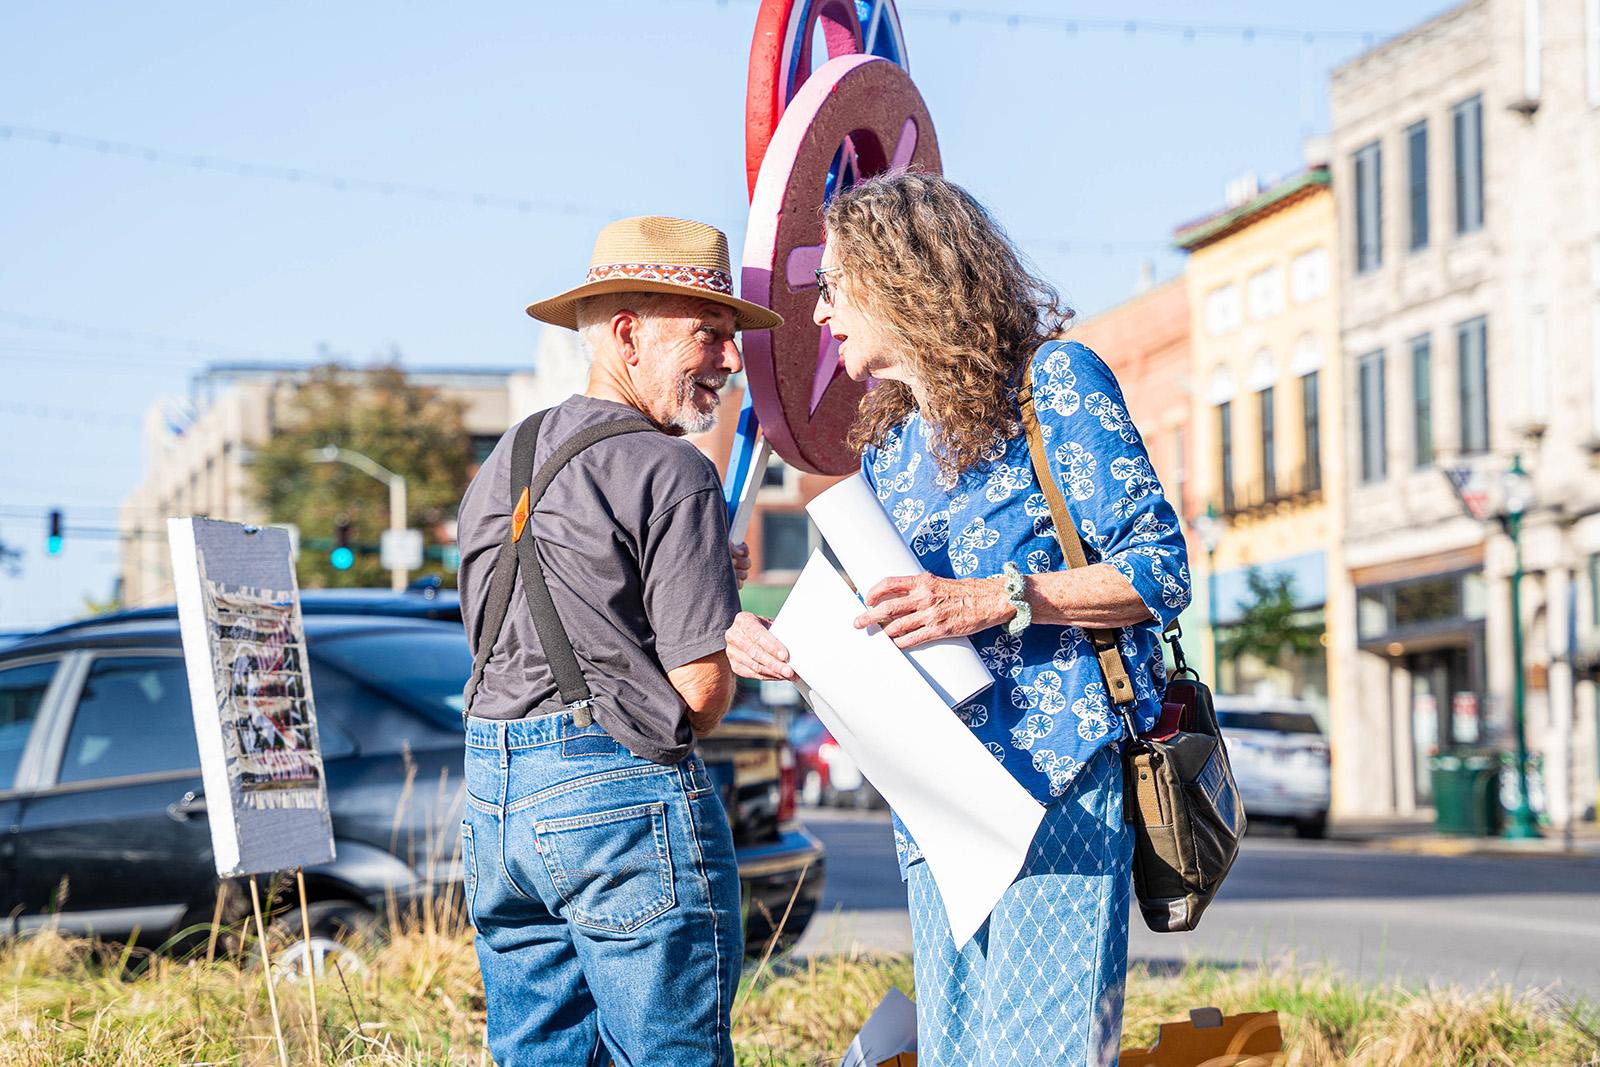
left=1, top=915, right=1594, bottom=1066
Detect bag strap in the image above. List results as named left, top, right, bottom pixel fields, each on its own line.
left=463, top=411, right=654, bottom=716
left=1016, top=377, right=1139, bottom=717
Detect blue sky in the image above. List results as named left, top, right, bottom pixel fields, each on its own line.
left=0, top=0, right=1450, bottom=630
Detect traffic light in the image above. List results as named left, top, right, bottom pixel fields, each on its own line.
left=46, top=509, right=63, bottom=556
left=330, top=520, right=354, bottom=571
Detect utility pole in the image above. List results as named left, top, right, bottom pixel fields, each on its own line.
left=308, top=447, right=410, bottom=592
left=1191, top=504, right=1224, bottom=683
left=1500, top=455, right=1540, bottom=839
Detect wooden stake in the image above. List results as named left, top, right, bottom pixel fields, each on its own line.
left=205, top=880, right=228, bottom=966
left=296, top=867, right=323, bottom=1066
left=248, top=877, right=291, bottom=1067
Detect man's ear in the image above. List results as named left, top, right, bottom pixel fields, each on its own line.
left=613, top=310, right=642, bottom=365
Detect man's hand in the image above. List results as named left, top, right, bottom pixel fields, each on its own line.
left=730, top=541, right=751, bottom=588
left=854, top=573, right=1012, bottom=650
left=725, top=611, right=794, bottom=681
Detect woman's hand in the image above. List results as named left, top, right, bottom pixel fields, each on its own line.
left=729, top=541, right=751, bottom=588
left=854, top=573, right=1012, bottom=649
left=724, top=611, right=795, bottom=680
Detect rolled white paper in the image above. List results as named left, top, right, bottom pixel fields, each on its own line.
left=806, top=473, right=994, bottom=707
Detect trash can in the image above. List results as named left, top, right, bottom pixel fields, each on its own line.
left=1429, top=751, right=1504, bottom=836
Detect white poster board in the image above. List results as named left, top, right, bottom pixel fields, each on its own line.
left=168, top=518, right=335, bottom=877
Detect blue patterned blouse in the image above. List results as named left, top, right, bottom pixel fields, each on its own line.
left=860, top=340, right=1192, bottom=876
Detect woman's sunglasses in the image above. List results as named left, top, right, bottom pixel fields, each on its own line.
left=814, top=266, right=841, bottom=306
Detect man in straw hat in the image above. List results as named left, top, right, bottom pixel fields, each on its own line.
left=455, top=216, right=781, bottom=1066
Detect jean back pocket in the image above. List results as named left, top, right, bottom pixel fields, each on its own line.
left=535, top=801, right=676, bottom=933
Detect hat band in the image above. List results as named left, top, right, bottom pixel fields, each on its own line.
left=584, top=261, right=734, bottom=296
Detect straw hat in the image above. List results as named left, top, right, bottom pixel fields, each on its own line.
left=527, top=215, right=784, bottom=331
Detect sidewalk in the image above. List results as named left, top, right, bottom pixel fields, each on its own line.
left=1330, top=815, right=1600, bottom=859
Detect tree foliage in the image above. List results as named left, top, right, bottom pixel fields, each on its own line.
left=1216, top=566, right=1324, bottom=669
left=248, top=364, right=473, bottom=589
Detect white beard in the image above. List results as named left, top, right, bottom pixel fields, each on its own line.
left=666, top=372, right=721, bottom=435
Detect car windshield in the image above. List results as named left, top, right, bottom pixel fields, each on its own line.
left=312, top=628, right=472, bottom=729
left=1218, top=709, right=1323, bottom=736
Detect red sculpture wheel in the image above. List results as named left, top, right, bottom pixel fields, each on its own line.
left=741, top=54, right=941, bottom=475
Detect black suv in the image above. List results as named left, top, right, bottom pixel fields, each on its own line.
left=0, top=598, right=823, bottom=955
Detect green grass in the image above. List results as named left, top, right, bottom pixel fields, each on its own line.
left=2, top=916, right=1595, bottom=1066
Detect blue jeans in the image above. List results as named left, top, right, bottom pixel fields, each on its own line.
left=907, top=745, right=1132, bottom=1066
left=462, top=712, right=743, bottom=1067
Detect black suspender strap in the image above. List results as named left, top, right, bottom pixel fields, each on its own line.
left=462, top=410, right=654, bottom=723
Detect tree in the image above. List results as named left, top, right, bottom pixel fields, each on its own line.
left=1216, top=566, right=1324, bottom=691
left=248, top=363, right=474, bottom=589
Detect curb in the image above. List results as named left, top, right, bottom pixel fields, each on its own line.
left=1343, top=834, right=1600, bottom=861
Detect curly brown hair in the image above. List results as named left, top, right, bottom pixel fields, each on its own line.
left=825, top=170, right=1073, bottom=476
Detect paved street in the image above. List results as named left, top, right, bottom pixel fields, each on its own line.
left=791, top=808, right=1600, bottom=998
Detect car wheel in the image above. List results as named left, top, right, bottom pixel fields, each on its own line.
left=265, top=900, right=376, bottom=982
left=1293, top=813, right=1328, bottom=840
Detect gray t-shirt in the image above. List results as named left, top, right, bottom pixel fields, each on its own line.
left=457, top=394, right=741, bottom=765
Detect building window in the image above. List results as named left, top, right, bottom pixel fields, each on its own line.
left=1217, top=402, right=1234, bottom=513
left=1290, top=247, right=1329, bottom=304
left=762, top=457, right=788, bottom=488
left=1406, top=120, right=1429, bottom=251
left=1457, top=315, right=1489, bottom=454
left=1453, top=95, right=1485, bottom=235
left=1247, top=266, right=1285, bottom=321
left=761, top=511, right=813, bottom=573
left=470, top=434, right=499, bottom=465
left=1354, top=141, right=1383, bottom=273
left=1300, top=371, right=1321, bottom=493
left=1205, top=284, right=1242, bottom=336
left=1359, top=350, right=1387, bottom=484
left=1258, top=387, right=1276, bottom=498
left=1411, top=334, right=1434, bottom=468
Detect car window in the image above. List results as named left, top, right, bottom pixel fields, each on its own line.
left=1218, top=710, right=1322, bottom=736
left=59, top=656, right=200, bottom=784
left=311, top=629, right=471, bottom=731
left=0, top=660, right=56, bottom=790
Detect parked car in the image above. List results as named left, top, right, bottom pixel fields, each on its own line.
left=0, top=600, right=823, bottom=958
left=1215, top=696, right=1331, bottom=838
left=787, top=710, right=883, bottom=809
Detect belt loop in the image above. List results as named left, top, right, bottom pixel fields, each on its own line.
left=498, top=721, right=509, bottom=771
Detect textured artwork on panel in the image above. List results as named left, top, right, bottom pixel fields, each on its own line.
left=203, top=579, right=324, bottom=811
left=169, top=517, right=335, bottom=877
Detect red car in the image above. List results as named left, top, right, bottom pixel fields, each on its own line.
left=787, top=711, right=883, bottom=809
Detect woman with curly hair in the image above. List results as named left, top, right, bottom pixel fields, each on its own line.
left=726, top=170, right=1190, bottom=1065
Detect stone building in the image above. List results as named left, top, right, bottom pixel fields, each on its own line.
left=118, top=363, right=518, bottom=606
left=1329, top=0, right=1600, bottom=825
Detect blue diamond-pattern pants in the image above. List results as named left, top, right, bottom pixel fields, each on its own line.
left=906, top=745, right=1131, bottom=1066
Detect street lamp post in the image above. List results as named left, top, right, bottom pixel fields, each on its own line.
left=1191, top=504, right=1224, bottom=684
left=308, top=446, right=410, bottom=592
left=1500, top=454, right=1540, bottom=840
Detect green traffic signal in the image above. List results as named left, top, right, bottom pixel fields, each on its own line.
left=46, top=509, right=63, bottom=556
left=330, top=546, right=355, bottom=570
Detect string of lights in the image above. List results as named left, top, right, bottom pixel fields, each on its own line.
left=1, top=123, right=1175, bottom=256
left=0, top=399, right=145, bottom=426
left=0, top=123, right=640, bottom=223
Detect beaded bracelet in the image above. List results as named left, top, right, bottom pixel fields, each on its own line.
left=1001, top=561, right=1031, bottom=636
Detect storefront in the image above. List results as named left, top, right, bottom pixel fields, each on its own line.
left=1355, top=566, right=1487, bottom=807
